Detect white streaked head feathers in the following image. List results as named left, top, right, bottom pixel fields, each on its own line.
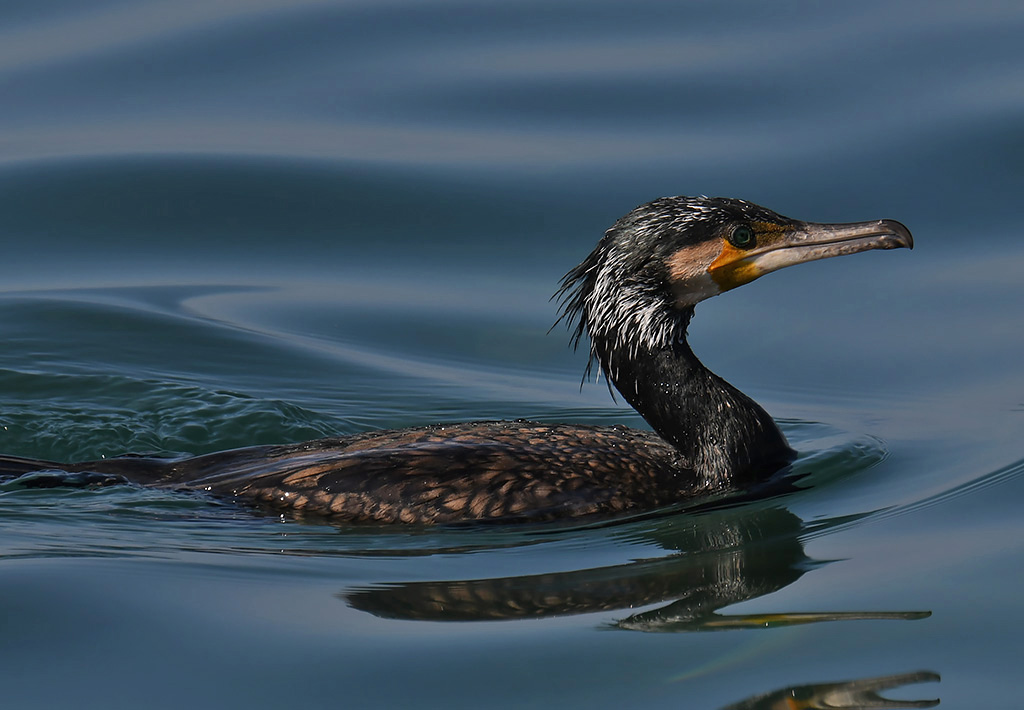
left=555, top=195, right=728, bottom=381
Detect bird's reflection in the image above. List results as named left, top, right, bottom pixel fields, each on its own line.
left=345, top=505, right=929, bottom=632
left=720, top=670, right=940, bottom=710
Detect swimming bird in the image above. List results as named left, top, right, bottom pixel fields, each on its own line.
left=0, top=196, right=912, bottom=523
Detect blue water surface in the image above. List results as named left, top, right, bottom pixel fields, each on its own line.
left=1, top=1, right=1023, bottom=708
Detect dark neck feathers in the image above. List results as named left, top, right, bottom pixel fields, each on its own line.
left=589, top=315, right=793, bottom=489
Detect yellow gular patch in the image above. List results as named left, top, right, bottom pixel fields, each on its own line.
left=709, top=222, right=791, bottom=291
left=709, top=241, right=761, bottom=291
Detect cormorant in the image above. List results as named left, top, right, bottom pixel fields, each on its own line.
left=0, top=196, right=912, bottom=523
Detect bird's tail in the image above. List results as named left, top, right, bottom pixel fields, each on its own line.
left=0, top=454, right=61, bottom=476
left=0, top=453, right=174, bottom=488
left=0, top=454, right=113, bottom=488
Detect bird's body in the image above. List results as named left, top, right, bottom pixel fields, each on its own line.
left=0, top=196, right=912, bottom=523
left=5, top=423, right=688, bottom=523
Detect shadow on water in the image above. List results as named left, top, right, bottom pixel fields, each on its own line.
left=345, top=505, right=927, bottom=628
left=721, top=671, right=940, bottom=710
left=343, top=505, right=940, bottom=707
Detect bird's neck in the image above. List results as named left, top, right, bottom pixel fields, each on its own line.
left=596, top=325, right=794, bottom=490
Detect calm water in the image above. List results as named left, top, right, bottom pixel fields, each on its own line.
left=2, top=1, right=1023, bottom=708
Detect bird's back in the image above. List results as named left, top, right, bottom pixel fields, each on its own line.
left=2, top=422, right=695, bottom=524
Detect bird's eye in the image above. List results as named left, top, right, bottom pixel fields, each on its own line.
left=729, top=225, right=756, bottom=249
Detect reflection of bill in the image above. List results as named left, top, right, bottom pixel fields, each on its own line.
left=344, top=506, right=929, bottom=633
left=720, top=671, right=940, bottom=710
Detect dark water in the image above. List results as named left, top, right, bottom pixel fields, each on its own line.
left=2, top=1, right=1022, bottom=708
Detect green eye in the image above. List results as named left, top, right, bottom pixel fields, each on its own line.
left=729, top=225, right=756, bottom=249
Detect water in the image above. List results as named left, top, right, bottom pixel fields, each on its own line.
left=1, top=1, right=1022, bottom=707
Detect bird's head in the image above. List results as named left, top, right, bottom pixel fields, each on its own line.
left=556, top=196, right=913, bottom=375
